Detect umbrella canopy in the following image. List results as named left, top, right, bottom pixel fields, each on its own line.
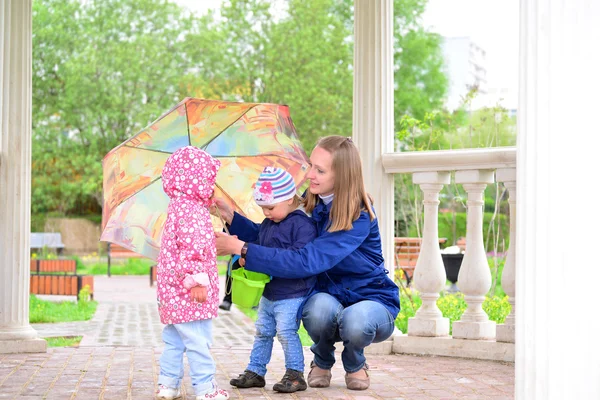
left=101, top=98, right=311, bottom=260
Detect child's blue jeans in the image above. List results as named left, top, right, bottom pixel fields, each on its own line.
left=158, top=319, right=216, bottom=395
left=246, top=296, right=305, bottom=376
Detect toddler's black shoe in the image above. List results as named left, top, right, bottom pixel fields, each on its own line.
left=229, top=370, right=265, bottom=388
left=272, top=368, right=307, bottom=393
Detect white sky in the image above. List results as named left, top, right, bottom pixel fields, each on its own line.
left=423, top=0, right=519, bottom=107
left=175, top=0, right=519, bottom=107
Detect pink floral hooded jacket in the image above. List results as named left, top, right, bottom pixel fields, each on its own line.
left=156, top=146, right=221, bottom=325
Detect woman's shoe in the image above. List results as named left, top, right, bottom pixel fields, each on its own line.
left=307, top=361, right=332, bottom=388
left=345, top=364, right=370, bottom=390
left=229, top=370, right=266, bottom=388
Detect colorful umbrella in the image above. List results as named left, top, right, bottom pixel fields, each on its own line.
left=100, top=98, right=311, bottom=260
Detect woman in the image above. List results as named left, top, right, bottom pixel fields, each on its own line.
left=213, top=135, right=399, bottom=391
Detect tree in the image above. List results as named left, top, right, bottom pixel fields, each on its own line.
left=261, top=0, right=354, bottom=149
left=32, top=0, right=201, bottom=214
left=32, top=0, right=449, bottom=217
left=393, top=0, right=448, bottom=123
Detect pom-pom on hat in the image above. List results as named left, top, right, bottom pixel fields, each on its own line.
left=253, top=167, right=297, bottom=206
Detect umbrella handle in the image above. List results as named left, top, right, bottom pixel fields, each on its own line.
left=214, top=206, right=231, bottom=235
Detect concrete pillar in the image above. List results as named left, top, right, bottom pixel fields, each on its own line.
left=352, top=0, right=395, bottom=275
left=0, top=0, right=46, bottom=353
left=516, top=0, right=600, bottom=397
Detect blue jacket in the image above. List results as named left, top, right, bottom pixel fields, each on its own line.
left=229, top=201, right=400, bottom=319
left=234, top=209, right=317, bottom=301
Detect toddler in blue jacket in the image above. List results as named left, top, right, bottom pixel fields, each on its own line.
left=229, top=167, right=317, bottom=393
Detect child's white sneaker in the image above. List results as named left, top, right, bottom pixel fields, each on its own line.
left=196, top=387, right=229, bottom=400
left=156, top=384, right=182, bottom=399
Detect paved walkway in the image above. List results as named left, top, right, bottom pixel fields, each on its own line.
left=2, top=276, right=516, bottom=399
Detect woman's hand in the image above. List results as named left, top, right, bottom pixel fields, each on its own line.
left=210, top=197, right=234, bottom=225
left=190, top=286, right=207, bottom=303
left=215, top=231, right=245, bottom=256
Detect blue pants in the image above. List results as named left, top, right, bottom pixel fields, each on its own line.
left=302, top=292, right=395, bottom=373
left=158, top=319, right=216, bottom=395
left=246, top=296, right=305, bottom=376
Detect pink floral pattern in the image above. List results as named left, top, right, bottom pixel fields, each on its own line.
left=156, top=146, right=221, bottom=325
left=254, top=181, right=274, bottom=204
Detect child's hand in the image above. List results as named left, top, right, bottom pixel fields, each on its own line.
left=239, top=258, right=246, bottom=267
left=191, top=286, right=207, bottom=303
left=210, top=197, right=234, bottom=224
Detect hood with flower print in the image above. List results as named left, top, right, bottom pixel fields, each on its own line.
left=156, top=146, right=221, bottom=325
left=161, top=146, right=220, bottom=204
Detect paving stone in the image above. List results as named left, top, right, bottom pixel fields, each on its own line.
left=2, top=275, right=516, bottom=399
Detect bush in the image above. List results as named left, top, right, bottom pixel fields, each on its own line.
left=394, top=290, right=512, bottom=335
left=411, top=211, right=510, bottom=252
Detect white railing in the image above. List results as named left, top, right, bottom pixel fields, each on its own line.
left=382, top=147, right=516, bottom=360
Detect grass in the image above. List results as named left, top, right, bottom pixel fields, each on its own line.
left=45, top=336, right=82, bottom=347
left=29, top=293, right=97, bottom=323
left=76, top=257, right=154, bottom=275
left=236, top=305, right=314, bottom=347
left=75, top=257, right=229, bottom=276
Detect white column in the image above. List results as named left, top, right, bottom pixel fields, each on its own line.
left=516, top=0, right=600, bottom=398
left=0, top=0, right=46, bottom=353
left=352, top=0, right=395, bottom=275
left=496, top=168, right=516, bottom=343
left=452, top=170, right=496, bottom=340
left=408, top=172, right=450, bottom=337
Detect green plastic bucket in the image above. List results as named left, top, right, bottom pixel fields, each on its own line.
left=230, top=267, right=270, bottom=308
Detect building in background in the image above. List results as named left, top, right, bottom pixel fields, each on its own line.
left=441, top=36, right=487, bottom=111
left=441, top=36, right=517, bottom=115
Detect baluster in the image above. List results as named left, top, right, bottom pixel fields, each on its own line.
left=408, top=172, right=450, bottom=337
left=496, top=168, right=516, bottom=343
left=452, top=170, right=496, bottom=340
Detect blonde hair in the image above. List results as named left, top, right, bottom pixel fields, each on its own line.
left=304, top=136, right=375, bottom=232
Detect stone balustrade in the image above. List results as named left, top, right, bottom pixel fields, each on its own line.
left=382, top=147, right=517, bottom=361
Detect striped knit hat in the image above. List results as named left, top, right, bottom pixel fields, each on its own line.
left=253, top=167, right=297, bottom=206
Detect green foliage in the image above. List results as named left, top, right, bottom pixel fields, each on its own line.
left=45, top=336, right=83, bottom=347
left=394, top=290, right=511, bottom=335
left=483, top=295, right=512, bottom=324
left=432, top=212, right=510, bottom=252
left=32, top=0, right=201, bottom=215
left=77, top=258, right=154, bottom=275
left=32, top=0, right=449, bottom=215
left=394, top=0, right=448, bottom=122
left=31, top=214, right=48, bottom=232
left=29, top=294, right=97, bottom=323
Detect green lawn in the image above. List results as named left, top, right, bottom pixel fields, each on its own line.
left=77, top=257, right=154, bottom=275
left=30, top=294, right=97, bottom=323
left=76, top=257, right=230, bottom=276
left=45, top=336, right=82, bottom=347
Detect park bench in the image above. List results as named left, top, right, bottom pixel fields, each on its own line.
left=106, top=243, right=157, bottom=286
left=394, top=237, right=447, bottom=286
left=29, top=259, right=94, bottom=301
left=30, top=232, right=65, bottom=255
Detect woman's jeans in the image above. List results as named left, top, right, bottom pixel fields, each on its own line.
left=302, top=292, right=395, bottom=373
left=247, top=296, right=305, bottom=376
left=158, top=319, right=216, bottom=395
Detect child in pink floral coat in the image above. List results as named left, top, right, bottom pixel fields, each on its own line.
left=156, top=146, right=229, bottom=400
